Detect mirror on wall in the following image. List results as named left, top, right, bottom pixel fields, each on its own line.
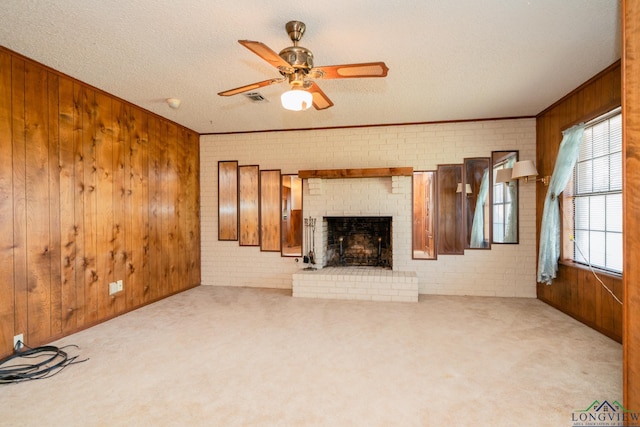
left=491, top=150, right=519, bottom=244
left=437, top=164, right=464, bottom=255
left=218, top=161, right=239, bottom=241
left=281, top=175, right=303, bottom=257
left=464, top=158, right=491, bottom=249
left=412, top=171, right=437, bottom=260
left=238, top=165, right=260, bottom=246
left=260, top=169, right=282, bottom=252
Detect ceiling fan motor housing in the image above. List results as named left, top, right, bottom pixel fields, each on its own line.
left=279, top=46, right=314, bottom=71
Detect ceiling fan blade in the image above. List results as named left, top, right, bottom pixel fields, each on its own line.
left=218, top=78, right=282, bottom=96
left=313, top=62, right=389, bottom=79
left=307, top=83, right=334, bottom=110
left=238, top=40, right=292, bottom=71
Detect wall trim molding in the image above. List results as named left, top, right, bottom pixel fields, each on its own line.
left=201, top=116, right=535, bottom=136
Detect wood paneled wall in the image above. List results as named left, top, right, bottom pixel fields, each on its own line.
left=0, top=47, right=200, bottom=358
left=623, top=0, right=640, bottom=412
left=535, top=61, right=622, bottom=342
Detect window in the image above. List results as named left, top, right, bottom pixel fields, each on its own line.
left=565, top=108, right=622, bottom=273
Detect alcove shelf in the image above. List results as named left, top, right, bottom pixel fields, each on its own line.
left=298, top=167, right=413, bottom=179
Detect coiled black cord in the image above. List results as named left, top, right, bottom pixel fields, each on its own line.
left=0, top=342, right=88, bottom=384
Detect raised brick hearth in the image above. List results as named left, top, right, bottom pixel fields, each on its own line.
left=293, top=267, right=418, bottom=302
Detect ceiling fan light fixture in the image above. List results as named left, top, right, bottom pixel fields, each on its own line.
left=281, top=89, right=312, bottom=111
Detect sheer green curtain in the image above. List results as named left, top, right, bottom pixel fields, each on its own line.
left=470, top=169, right=489, bottom=248
left=537, top=124, right=585, bottom=284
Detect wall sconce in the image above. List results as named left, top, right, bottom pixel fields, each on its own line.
left=495, top=168, right=513, bottom=184
left=456, top=183, right=472, bottom=194
left=281, top=89, right=313, bottom=111
left=511, top=160, right=550, bottom=186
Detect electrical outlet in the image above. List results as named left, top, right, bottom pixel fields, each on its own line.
left=109, top=280, right=124, bottom=295
left=108, top=281, right=118, bottom=295
left=14, top=334, right=23, bottom=351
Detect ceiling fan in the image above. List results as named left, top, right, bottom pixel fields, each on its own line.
left=217, top=21, right=389, bottom=111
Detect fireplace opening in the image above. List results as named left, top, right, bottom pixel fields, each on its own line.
left=324, top=216, right=392, bottom=269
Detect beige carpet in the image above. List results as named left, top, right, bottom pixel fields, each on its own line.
left=0, top=286, right=621, bottom=426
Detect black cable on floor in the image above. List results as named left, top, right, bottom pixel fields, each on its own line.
left=0, top=342, right=88, bottom=384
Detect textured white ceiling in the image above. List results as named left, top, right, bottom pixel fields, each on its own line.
left=0, top=0, right=621, bottom=134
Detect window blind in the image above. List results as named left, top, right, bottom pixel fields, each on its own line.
left=571, top=109, right=622, bottom=273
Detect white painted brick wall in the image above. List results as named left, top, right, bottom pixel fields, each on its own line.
left=200, top=119, right=537, bottom=297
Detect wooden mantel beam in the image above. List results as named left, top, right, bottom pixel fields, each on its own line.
left=298, top=167, right=413, bottom=179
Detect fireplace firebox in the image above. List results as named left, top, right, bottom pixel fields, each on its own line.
left=324, top=216, right=392, bottom=268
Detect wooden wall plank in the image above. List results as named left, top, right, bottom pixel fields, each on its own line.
left=259, top=169, right=281, bottom=252
left=82, top=87, right=98, bottom=325
left=192, top=132, right=201, bottom=286
left=158, top=120, right=170, bottom=296
left=164, top=122, right=178, bottom=293
left=12, top=57, right=28, bottom=345
left=185, top=130, right=200, bottom=287
left=128, top=106, right=150, bottom=307
left=57, top=75, right=77, bottom=333
left=597, top=275, right=615, bottom=336
left=0, top=51, right=15, bottom=350
left=111, top=99, right=127, bottom=314
left=47, top=71, right=62, bottom=337
left=577, top=269, right=596, bottom=326
left=24, top=61, right=52, bottom=344
left=95, top=91, right=114, bottom=320
left=624, top=0, right=640, bottom=411
left=176, top=127, right=188, bottom=291
left=147, top=115, right=162, bottom=302
left=72, top=82, right=86, bottom=328
left=171, top=124, right=183, bottom=292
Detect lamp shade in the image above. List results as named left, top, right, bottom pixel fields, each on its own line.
left=511, top=160, right=538, bottom=179
left=456, top=183, right=472, bottom=194
left=495, top=168, right=513, bottom=183
left=281, top=89, right=313, bottom=111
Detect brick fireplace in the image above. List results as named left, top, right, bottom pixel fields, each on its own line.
left=292, top=172, right=418, bottom=302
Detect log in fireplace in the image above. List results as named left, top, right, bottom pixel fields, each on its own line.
left=324, top=216, right=392, bottom=268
